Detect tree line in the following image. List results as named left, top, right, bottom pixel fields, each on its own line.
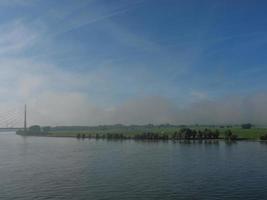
left=76, top=128, right=238, bottom=141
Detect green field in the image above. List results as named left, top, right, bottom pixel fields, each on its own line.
left=47, top=126, right=267, bottom=140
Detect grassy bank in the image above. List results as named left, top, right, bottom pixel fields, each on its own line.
left=45, top=127, right=267, bottom=140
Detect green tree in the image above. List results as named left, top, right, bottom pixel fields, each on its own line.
left=260, top=134, right=267, bottom=140
left=29, top=125, right=41, bottom=134
left=43, top=126, right=51, bottom=133
left=214, top=129, right=220, bottom=139
left=241, top=123, right=252, bottom=129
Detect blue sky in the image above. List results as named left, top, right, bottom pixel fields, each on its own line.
left=0, top=0, right=267, bottom=126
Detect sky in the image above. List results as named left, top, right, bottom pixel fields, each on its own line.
left=0, top=0, right=267, bottom=126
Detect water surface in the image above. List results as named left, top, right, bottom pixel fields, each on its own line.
left=0, top=132, right=267, bottom=199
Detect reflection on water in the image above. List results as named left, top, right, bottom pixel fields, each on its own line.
left=175, top=139, right=220, bottom=145
left=0, top=132, right=267, bottom=200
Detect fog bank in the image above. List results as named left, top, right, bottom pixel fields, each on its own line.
left=20, top=92, right=267, bottom=126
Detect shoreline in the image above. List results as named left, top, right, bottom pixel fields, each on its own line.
left=16, top=133, right=264, bottom=142
left=16, top=126, right=267, bottom=141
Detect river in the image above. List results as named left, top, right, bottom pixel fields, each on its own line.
left=0, top=132, right=267, bottom=199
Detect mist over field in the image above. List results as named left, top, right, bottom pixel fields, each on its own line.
left=16, top=92, right=267, bottom=126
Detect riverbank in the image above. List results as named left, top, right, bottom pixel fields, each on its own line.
left=17, top=126, right=267, bottom=140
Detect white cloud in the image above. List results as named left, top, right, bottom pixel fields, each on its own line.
left=0, top=20, right=38, bottom=55
left=190, top=91, right=208, bottom=101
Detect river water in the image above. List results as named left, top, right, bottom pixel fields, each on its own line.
left=0, top=132, right=267, bottom=199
